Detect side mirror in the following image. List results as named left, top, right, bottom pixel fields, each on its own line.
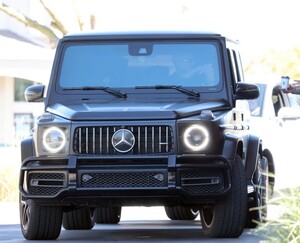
left=278, top=107, right=300, bottom=120
left=235, top=82, right=260, bottom=100
left=24, top=85, right=45, bottom=102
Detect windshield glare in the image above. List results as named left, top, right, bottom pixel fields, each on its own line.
left=58, top=41, right=222, bottom=89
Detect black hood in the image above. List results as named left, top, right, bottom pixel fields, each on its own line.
left=47, top=100, right=229, bottom=121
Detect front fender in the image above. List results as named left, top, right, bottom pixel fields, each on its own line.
left=21, top=137, right=35, bottom=162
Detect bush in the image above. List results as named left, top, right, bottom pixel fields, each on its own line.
left=0, top=165, right=19, bottom=202
left=253, top=187, right=300, bottom=243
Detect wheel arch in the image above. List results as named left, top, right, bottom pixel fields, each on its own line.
left=222, top=134, right=244, bottom=160
left=245, top=135, right=262, bottom=181
left=262, top=148, right=275, bottom=187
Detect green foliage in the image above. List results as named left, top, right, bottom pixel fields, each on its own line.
left=253, top=187, right=300, bottom=243
left=245, top=48, right=300, bottom=80
left=0, top=165, right=19, bottom=202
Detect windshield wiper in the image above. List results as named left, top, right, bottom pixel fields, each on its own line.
left=135, top=85, right=200, bottom=98
left=63, top=86, right=127, bottom=98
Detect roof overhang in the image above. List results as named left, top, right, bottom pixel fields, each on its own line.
left=0, top=34, right=55, bottom=84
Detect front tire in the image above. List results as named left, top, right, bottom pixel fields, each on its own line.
left=94, top=206, right=122, bottom=224
left=62, top=207, right=95, bottom=230
left=165, top=206, right=199, bottom=220
left=19, top=196, right=62, bottom=240
left=200, top=155, right=247, bottom=238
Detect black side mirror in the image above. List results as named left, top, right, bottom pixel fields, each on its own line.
left=235, top=82, right=259, bottom=100
left=24, top=85, right=45, bottom=102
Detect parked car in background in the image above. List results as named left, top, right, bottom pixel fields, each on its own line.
left=248, top=80, right=300, bottom=189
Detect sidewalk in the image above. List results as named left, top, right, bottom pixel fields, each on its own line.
left=0, top=202, right=19, bottom=224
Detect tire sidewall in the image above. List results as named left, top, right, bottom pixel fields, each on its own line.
left=19, top=195, right=62, bottom=240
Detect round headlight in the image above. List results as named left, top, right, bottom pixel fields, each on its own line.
left=42, top=127, right=66, bottom=153
left=183, top=125, right=209, bottom=151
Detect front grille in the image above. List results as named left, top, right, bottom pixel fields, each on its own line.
left=73, top=125, right=173, bottom=155
left=80, top=171, right=167, bottom=188
left=28, top=172, right=66, bottom=196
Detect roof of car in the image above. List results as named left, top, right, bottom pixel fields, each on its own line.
left=63, top=30, right=239, bottom=44
left=65, top=30, right=219, bottom=36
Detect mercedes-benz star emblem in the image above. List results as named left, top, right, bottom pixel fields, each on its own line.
left=112, top=129, right=135, bottom=153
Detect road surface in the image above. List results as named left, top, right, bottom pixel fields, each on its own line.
left=0, top=221, right=264, bottom=243
left=0, top=205, right=265, bottom=242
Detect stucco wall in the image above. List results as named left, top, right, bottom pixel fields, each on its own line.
left=0, top=76, right=14, bottom=146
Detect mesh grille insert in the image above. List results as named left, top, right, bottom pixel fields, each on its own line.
left=80, top=171, right=167, bottom=188
left=28, top=172, right=66, bottom=196
left=180, top=170, right=225, bottom=195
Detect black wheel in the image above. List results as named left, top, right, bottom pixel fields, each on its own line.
left=62, top=207, right=95, bottom=230
left=94, top=206, right=121, bottom=224
left=246, top=155, right=269, bottom=228
left=19, top=195, right=62, bottom=240
left=165, top=206, right=199, bottom=220
left=200, top=155, right=247, bottom=238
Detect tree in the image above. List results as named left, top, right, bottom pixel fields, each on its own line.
left=245, top=48, right=300, bottom=80
left=0, top=0, right=96, bottom=48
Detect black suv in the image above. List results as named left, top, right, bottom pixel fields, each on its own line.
left=19, top=31, right=274, bottom=240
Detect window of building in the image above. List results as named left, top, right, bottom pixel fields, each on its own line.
left=14, top=113, right=34, bottom=140
left=14, top=78, right=35, bottom=101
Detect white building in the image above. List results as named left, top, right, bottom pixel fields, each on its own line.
left=0, top=0, right=54, bottom=146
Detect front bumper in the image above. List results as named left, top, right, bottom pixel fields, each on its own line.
left=19, top=154, right=232, bottom=206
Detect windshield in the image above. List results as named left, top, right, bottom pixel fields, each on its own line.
left=58, top=41, right=222, bottom=90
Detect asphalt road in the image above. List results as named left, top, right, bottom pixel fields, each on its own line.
left=0, top=220, right=264, bottom=243
left=0, top=205, right=265, bottom=242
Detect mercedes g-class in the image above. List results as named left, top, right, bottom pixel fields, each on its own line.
left=19, top=31, right=275, bottom=240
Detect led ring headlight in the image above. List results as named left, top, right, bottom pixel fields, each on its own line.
left=183, top=125, right=209, bottom=151
left=42, top=127, right=66, bottom=153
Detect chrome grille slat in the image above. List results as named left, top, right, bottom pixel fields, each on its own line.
left=93, top=127, right=95, bottom=154
left=159, top=126, right=161, bottom=153
left=106, top=127, right=109, bottom=154
left=166, top=127, right=169, bottom=152
left=138, top=127, right=141, bottom=153
left=145, top=127, right=148, bottom=154
left=79, top=128, right=82, bottom=153
left=85, top=127, right=88, bottom=154
left=100, top=127, right=102, bottom=154
left=73, top=125, right=173, bottom=155
left=152, top=126, right=154, bottom=153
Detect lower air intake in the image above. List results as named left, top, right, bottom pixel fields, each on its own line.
left=80, top=171, right=168, bottom=189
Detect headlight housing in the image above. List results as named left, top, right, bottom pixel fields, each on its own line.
left=33, top=113, right=70, bottom=156
left=183, top=125, right=209, bottom=151
left=42, top=127, right=67, bottom=153
left=179, top=121, right=220, bottom=154
left=37, top=125, right=69, bottom=155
